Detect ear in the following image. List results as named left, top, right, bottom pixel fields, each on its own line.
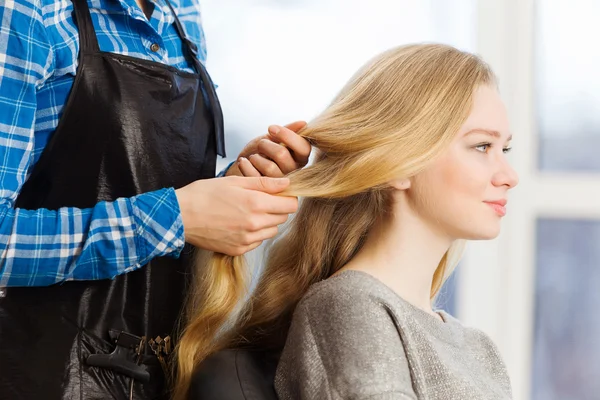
left=389, top=178, right=411, bottom=190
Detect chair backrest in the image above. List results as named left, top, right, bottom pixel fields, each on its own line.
left=190, top=349, right=280, bottom=400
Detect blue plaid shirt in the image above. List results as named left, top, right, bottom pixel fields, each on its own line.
left=0, top=0, right=222, bottom=287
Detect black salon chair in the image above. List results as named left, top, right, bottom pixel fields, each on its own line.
left=190, top=349, right=280, bottom=400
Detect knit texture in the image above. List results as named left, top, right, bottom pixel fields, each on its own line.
left=275, top=270, right=512, bottom=400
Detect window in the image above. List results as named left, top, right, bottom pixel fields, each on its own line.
left=471, top=1, right=600, bottom=399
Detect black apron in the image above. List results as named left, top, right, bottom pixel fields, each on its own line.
left=0, top=0, right=225, bottom=398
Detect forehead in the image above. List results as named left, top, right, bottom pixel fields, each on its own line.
left=459, top=86, right=511, bottom=136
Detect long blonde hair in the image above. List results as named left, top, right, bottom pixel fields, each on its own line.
left=173, top=43, right=496, bottom=399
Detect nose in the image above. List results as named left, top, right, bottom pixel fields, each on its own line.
left=492, top=156, right=519, bottom=189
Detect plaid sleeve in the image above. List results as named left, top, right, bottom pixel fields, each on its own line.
left=217, top=161, right=235, bottom=177
left=0, top=0, right=185, bottom=287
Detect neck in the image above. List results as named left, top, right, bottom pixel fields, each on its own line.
left=135, top=0, right=154, bottom=19
left=342, top=200, right=452, bottom=316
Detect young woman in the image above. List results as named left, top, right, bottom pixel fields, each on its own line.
left=175, top=43, right=518, bottom=400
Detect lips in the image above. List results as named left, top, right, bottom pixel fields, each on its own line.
left=484, top=200, right=507, bottom=216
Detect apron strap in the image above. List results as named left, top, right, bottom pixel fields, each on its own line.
left=162, top=0, right=226, bottom=157
left=72, top=0, right=101, bottom=54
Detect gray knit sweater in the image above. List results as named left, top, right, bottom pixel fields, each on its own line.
left=274, top=270, right=512, bottom=400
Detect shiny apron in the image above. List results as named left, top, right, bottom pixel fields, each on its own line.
left=0, top=0, right=225, bottom=398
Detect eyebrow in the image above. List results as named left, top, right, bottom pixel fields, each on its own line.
left=465, top=128, right=513, bottom=141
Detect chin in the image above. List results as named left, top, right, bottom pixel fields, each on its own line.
left=472, top=226, right=501, bottom=240
left=476, top=230, right=501, bottom=240
left=457, top=223, right=501, bottom=241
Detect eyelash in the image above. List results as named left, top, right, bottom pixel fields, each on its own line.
left=475, top=143, right=512, bottom=154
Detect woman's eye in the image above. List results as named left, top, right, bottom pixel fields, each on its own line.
left=503, top=147, right=512, bottom=154
left=475, top=143, right=491, bottom=153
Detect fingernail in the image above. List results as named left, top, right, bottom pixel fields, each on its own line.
left=274, top=177, right=290, bottom=186
left=238, top=156, right=247, bottom=163
left=269, top=125, right=280, bottom=135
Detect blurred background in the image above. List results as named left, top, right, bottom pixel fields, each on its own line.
left=200, top=1, right=600, bottom=399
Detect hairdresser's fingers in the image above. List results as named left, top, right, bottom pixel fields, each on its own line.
left=233, top=177, right=298, bottom=213
left=223, top=229, right=277, bottom=256
left=235, top=176, right=290, bottom=194
left=283, top=120, right=307, bottom=133
left=234, top=121, right=304, bottom=162
left=243, top=240, right=264, bottom=254
left=256, top=139, right=297, bottom=174
left=242, top=226, right=280, bottom=246
left=226, top=241, right=262, bottom=257
left=267, top=213, right=290, bottom=226
left=229, top=226, right=280, bottom=255
left=245, top=213, right=289, bottom=232
left=238, top=157, right=262, bottom=177
left=176, top=176, right=296, bottom=256
left=248, top=154, right=285, bottom=178
left=250, top=191, right=298, bottom=215
left=268, top=123, right=311, bottom=167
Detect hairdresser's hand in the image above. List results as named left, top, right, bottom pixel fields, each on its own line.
left=226, top=121, right=311, bottom=178
left=175, top=176, right=298, bottom=256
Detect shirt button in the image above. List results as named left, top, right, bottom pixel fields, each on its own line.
left=150, top=43, right=160, bottom=52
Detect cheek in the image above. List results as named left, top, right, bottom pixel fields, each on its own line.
left=412, top=155, right=488, bottom=215
left=439, top=152, right=491, bottom=200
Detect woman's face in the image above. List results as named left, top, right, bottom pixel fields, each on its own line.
left=407, top=85, right=519, bottom=240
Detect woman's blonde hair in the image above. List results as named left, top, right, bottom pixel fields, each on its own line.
left=173, top=43, right=496, bottom=399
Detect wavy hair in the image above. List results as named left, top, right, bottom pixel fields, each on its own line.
left=173, top=43, right=495, bottom=400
